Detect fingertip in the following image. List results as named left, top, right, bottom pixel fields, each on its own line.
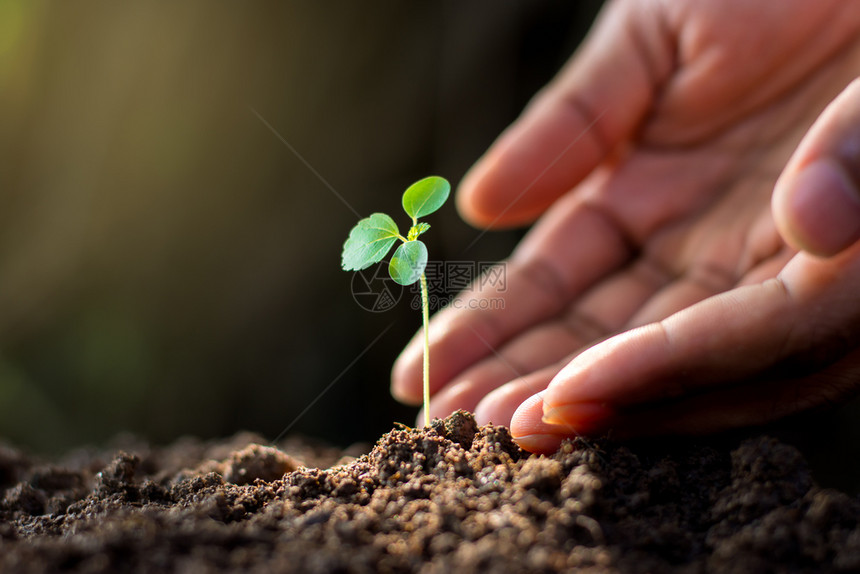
left=540, top=402, right=613, bottom=432
left=456, top=93, right=613, bottom=230
left=455, top=128, right=545, bottom=230
left=514, top=433, right=566, bottom=455
left=474, top=381, right=529, bottom=427
left=458, top=0, right=665, bottom=231
left=473, top=393, right=502, bottom=427
left=425, top=380, right=476, bottom=422
left=541, top=338, right=614, bottom=406
left=391, top=342, right=423, bottom=406
left=390, top=381, right=421, bottom=406
left=509, top=393, right=549, bottom=435
left=773, top=157, right=860, bottom=257
left=774, top=79, right=860, bottom=258
left=541, top=323, right=676, bottom=408
left=456, top=151, right=500, bottom=229
left=510, top=394, right=572, bottom=454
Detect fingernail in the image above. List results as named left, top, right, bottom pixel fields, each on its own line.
left=541, top=402, right=612, bottom=429
left=788, top=159, right=860, bottom=255
left=512, top=433, right=566, bottom=454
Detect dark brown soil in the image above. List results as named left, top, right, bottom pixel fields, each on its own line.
left=1, top=411, right=859, bottom=573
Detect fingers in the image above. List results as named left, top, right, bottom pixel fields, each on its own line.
left=607, top=351, right=860, bottom=437
left=457, top=0, right=673, bottom=229
left=474, top=366, right=558, bottom=427
left=393, top=141, right=740, bottom=406
left=773, top=79, right=860, bottom=257
left=418, top=253, right=684, bottom=420
left=422, top=362, right=523, bottom=423
left=510, top=347, right=860, bottom=451
left=446, top=238, right=781, bottom=435
left=420, top=365, right=558, bottom=428
left=423, top=326, right=584, bottom=420
left=529, top=241, right=860, bottom=443
left=511, top=393, right=614, bottom=454
left=410, top=253, right=668, bottom=418
left=391, top=190, right=630, bottom=405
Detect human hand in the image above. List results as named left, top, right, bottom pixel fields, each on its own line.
left=391, top=0, right=860, bottom=452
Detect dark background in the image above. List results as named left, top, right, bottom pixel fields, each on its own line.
left=0, top=1, right=604, bottom=453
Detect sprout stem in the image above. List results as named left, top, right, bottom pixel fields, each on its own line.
left=420, top=272, right=430, bottom=427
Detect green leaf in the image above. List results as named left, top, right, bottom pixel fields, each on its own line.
left=402, top=176, right=450, bottom=220
left=341, top=213, right=400, bottom=271
left=388, top=240, right=428, bottom=286
left=407, top=222, right=430, bottom=241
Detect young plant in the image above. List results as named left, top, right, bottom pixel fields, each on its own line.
left=341, top=176, right=450, bottom=427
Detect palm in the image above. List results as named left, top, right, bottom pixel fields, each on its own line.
left=392, top=0, right=860, bottom=427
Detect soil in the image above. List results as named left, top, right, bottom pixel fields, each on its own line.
left=1, top=410, right=859, bottom=573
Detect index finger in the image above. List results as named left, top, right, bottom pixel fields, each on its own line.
left=457, top=0, right=670, bottom=228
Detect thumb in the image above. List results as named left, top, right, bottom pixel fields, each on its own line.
left=457, top=0, right=672, bottom=228
left=773, top=79, right=860, bottom=257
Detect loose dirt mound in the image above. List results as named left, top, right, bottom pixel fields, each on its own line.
left=1, top=411, right=858, bottom=573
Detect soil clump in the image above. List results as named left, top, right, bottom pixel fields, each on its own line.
left=1, top=411, right=858, bottom=573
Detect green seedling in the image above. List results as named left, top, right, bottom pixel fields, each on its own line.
left=341, top=176, right=450, bottom=427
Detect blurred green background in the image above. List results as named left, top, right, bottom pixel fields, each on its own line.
left=0, top=1, right=605, bottom=453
